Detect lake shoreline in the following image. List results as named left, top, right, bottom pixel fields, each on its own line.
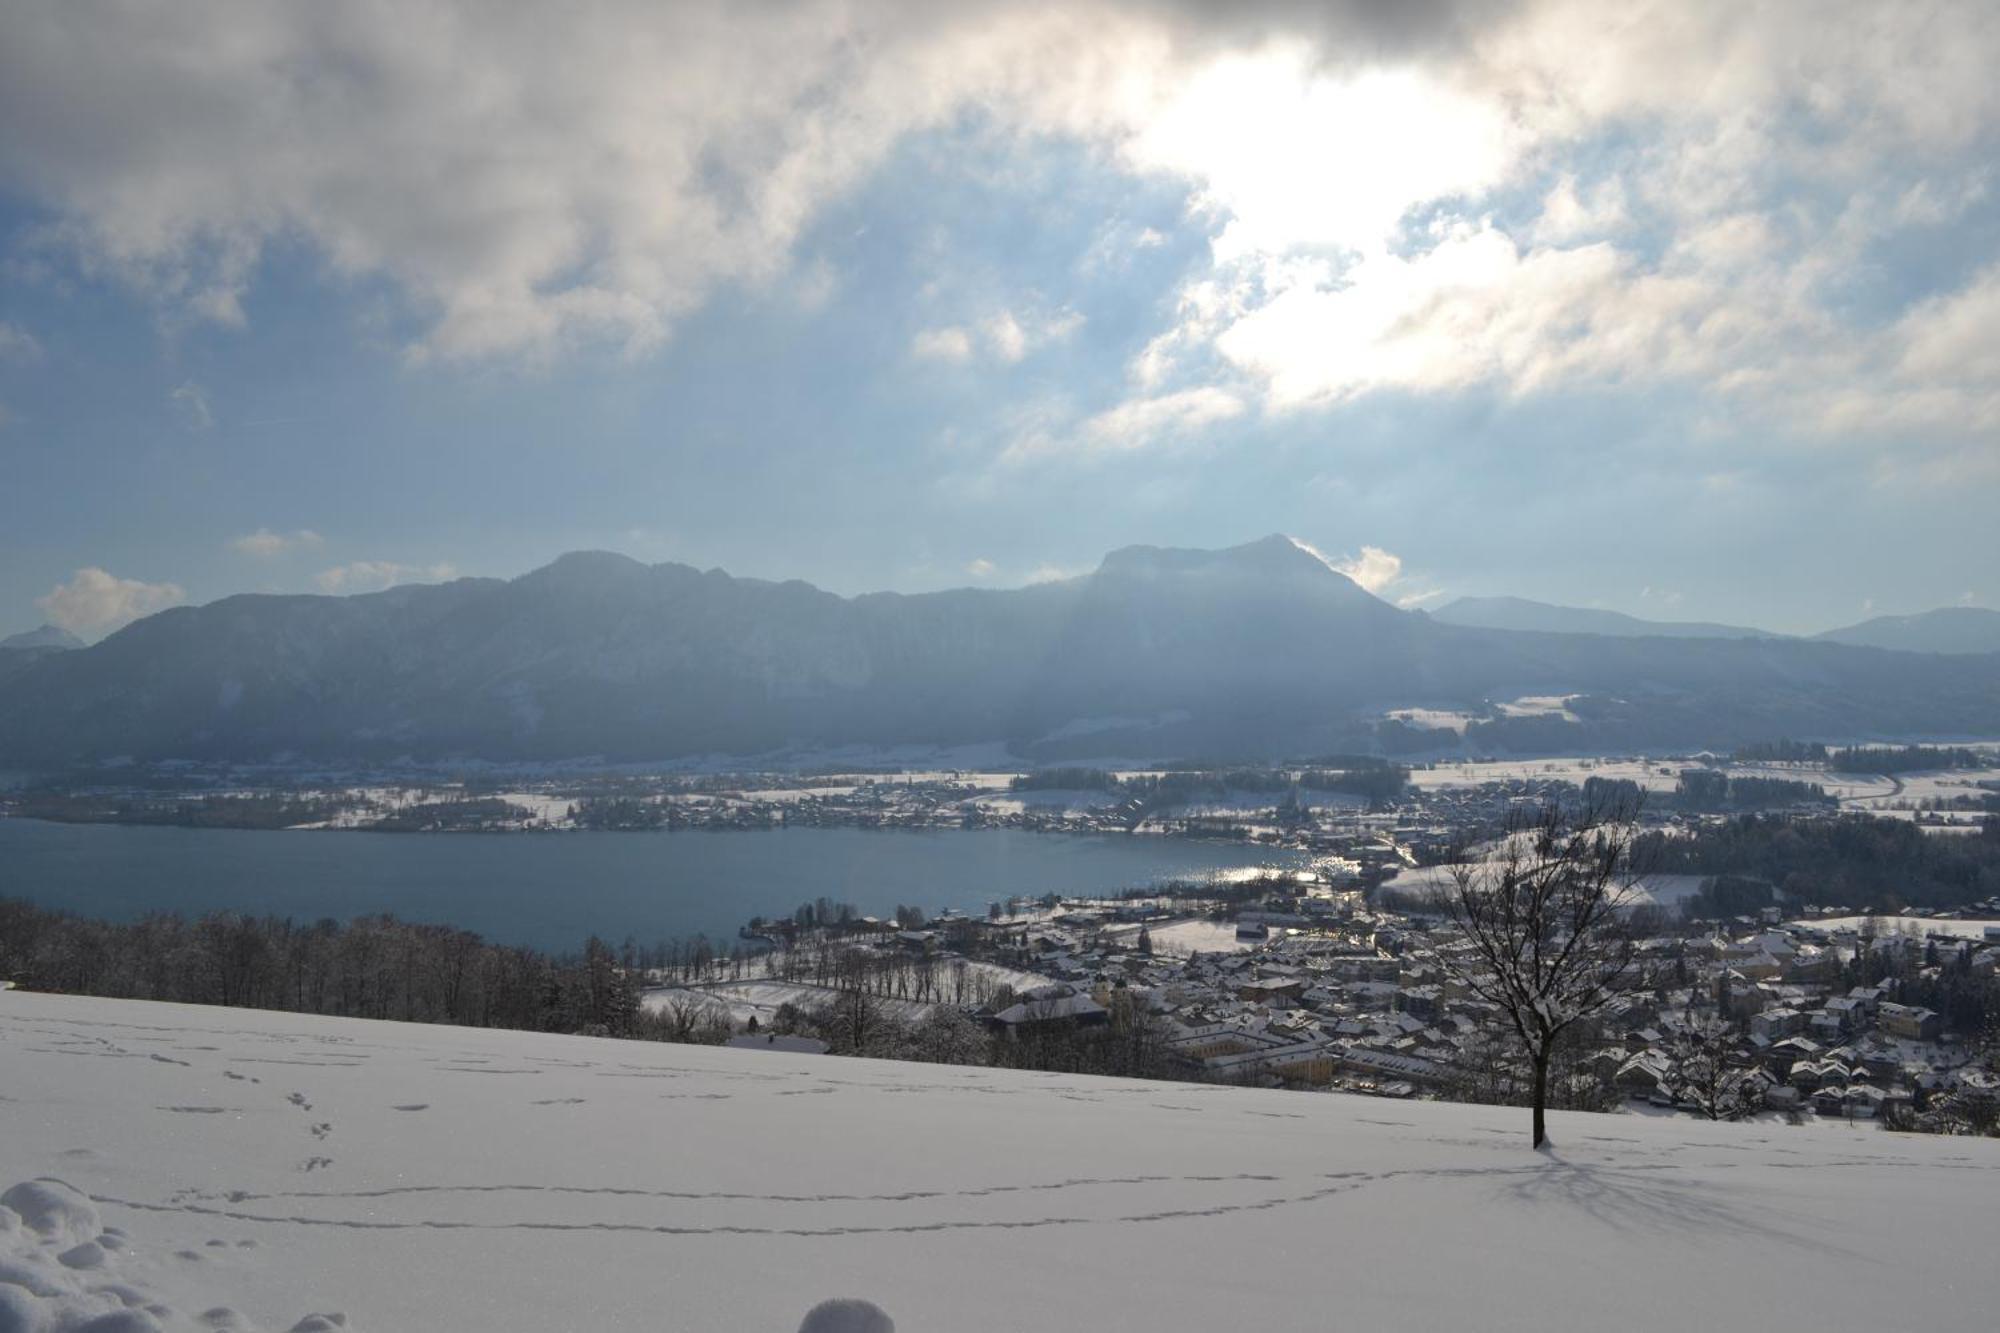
left=0, top=819, right=1306, bottom=953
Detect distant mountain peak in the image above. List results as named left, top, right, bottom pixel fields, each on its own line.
left=516, top=550, right=653, bottom=585
left=1816, top=606, right=2000, bottom=654
left=1097, top=534, right=1353, bottom=584
left=0, top=624, right=85, bottom=651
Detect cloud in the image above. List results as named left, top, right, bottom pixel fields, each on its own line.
left=315, top=560, right=457, bottom=594
left=1108, top=5, right=2000, bottom=469
left=0, top=0, right=1994, bottom=467
left=965, top=557, right=997, bottom=578
left=0, top=3, right=1193, bottom=360
left=914, top=309, right=1082, bottom=366
left=230, top=528, right=325, bottom=558
left=1083, top=387, right=1245, bottom=449
left=1328, top=544, right=1402, bottom=594
left=1531, top=175, right=1629, bottom=246
left=0, top=321, right=41, bottom=362
left=983, top=312, right=1029, bottom=364
left=1293, top=539, right=1440, bottom=603
left=911, top=326, right=975, bottom=363
left=168, top=380, right=211, bottom=430
left=36, top=567, right=186, bottom=636
left=0, top=1, right=1536, bottom=363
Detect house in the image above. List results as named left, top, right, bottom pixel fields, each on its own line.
left=1394, top=985, right=1442, bottom=1022
left=1237, top=976, right=1307, bottom=1005
left=1174, top=1029, right=1336, bottom=1086
left=1615, top=1051, right=1670, bottom=1096
left=1791, top=1058, right=1850, bottom=1092
left=1763, top=1084, right=1802, bottom=1112
left=1334, top=1045, right=1444, bottom=1087
left=1846, top=985, right=1887, bottom=1016
left=1749, top=1007, right=1803, bottom=1041
left=1877, top=1002, right=1942, bottom=1042
left=985, top=985, right=1109, bottom=1038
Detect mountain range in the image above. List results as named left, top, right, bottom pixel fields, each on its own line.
left=1, top=536, right=1996, bottom=767
left=1813, top=607, right=2000, bottom=655
left=1431, top=596, right=2000, bottom=653
left=1429, top=596, right=1776, bottom=642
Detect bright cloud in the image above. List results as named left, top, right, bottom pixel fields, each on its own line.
left=230, top=528, right=325, bottom=558
left=1329, top=545, right=1403, bottom=594
left=965, top=557, right=997, bottom=578
left=1293, top=539, right=1438, bottom=604
left=316, top=561, right=457, bottom=594
left=983, top=312, right=1029, bottom=364
left=36, top=567, right=186, bottom=637
left=1125, top=56, right=1518, bottom=262
left=1083, top=387, right=1244, bottom=449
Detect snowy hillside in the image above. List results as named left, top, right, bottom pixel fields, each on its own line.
left=2, top=991, right=1995, bottom=1332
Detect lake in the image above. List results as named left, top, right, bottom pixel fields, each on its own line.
left=0, top=819, right=1301, bottom=952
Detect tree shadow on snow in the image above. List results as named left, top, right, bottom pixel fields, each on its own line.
left=1500, top=1152, right=1866, bottom=1262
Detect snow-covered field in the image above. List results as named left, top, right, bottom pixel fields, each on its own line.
left=4, top=991, right=1997, bottom=1332
left=1407, top=756, right=1689, bottom=792
left=1792, top=916, right=2000, bottom=940
left=1376, top=864, right=1710, bottom=909
left=641, top=981, right=935, bottom=1026
left=1101, top=917, right=1255, bottom=956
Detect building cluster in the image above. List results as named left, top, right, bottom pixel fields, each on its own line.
left=901, top=892, right=2000, bottom=1122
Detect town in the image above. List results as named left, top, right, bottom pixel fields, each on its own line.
left=634, top=770, right=2000, bottom=1137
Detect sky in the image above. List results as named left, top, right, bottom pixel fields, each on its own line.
left=1, top=0, right=1996, bottom=641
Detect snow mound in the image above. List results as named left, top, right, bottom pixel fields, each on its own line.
left=2, top=1180, right=101, bottom=1248
left=797, top=1299, right=895, bottom=1332
left=0, top=1179, right=353, bottom=1333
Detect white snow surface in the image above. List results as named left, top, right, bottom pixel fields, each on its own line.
left=3, top=991, right=1996, bottom=1332
left=1793, top=916, right=2000, bottom=940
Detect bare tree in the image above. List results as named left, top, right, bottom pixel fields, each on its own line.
left=1659, top=1008, right=1754, bottom=1121
left=1438, top=797, right=1651, bottom=1148
left=654, top=992, right=732, bottom=1043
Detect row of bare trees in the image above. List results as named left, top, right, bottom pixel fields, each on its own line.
left=755, top=933, right=1016, bottom=1008
left=0, top=899, right=648, bottom=1037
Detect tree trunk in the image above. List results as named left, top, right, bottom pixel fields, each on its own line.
left=1531, top=1049, right=1551, bottom=1149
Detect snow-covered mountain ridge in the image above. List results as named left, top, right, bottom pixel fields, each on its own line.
left=1, top=990, right=1993, bottom=1331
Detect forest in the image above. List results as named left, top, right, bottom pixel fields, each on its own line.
left=0, top=896, right=1186, bottom=1085
left=1635, top=814, right=2000, bottom=912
